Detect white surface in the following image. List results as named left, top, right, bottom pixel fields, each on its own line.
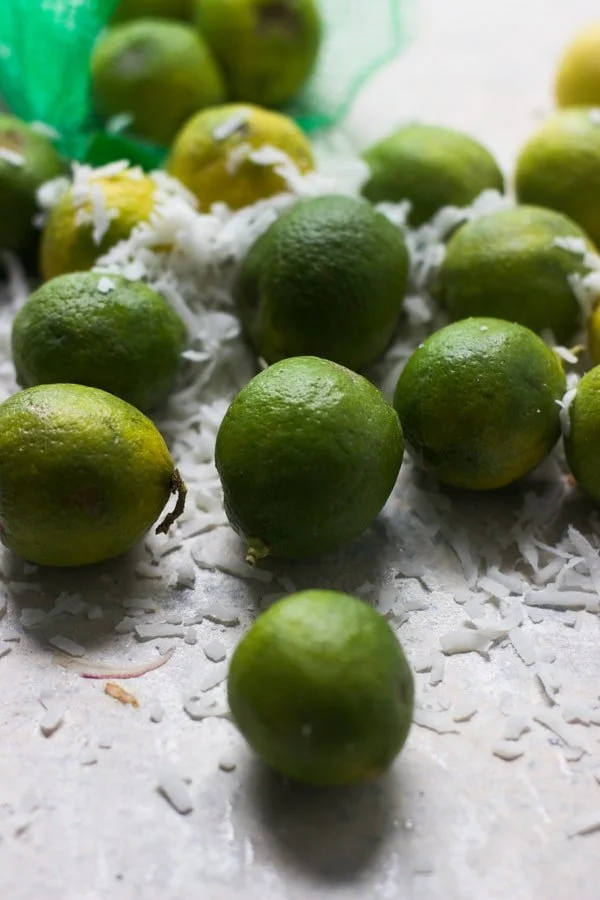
left=2, top=2, right=600, bottom=899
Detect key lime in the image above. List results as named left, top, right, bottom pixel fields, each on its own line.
left=555, top=22, right=600, bottom=108
left=0, top=384, right=186, bottom=567
left=393, top=318, right=566, bottom=490
left=362, top=123, right=504, bottom=227
left=11, top=272, right=187, bottom=412
left=435, top=205, right=591, bottom=343
left=228, top=589, right=415, bottom=786
left=167, top=103, right=314, bottom=210
left=112, top=0, right=195, bottom=23
left=564, top=365, right=600, bottom=503
left=215, top=356, right=404, bottom=563
left=235, top=195, right=409, bottom=371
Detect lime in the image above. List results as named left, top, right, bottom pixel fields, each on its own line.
left=515, top=108, right=600, bottom=247
left=167, top=103, right=314, bottom=210
left=393, top=318, right=566, bottom=490
left=0, top=116, right=63, bottom=256
left=11, top=272, right=186, bottom=412
left=40, top=166, right=156, bottom=281
left=195, top=0, right=322, bottom=108
left=435, top=205, right=591, bottom=343
left=555, top=22, right=600, bottom=108
left=235, top=195, right=409, bottom=371
left=92, top=20, right=226, bottom=146
left=112, top=0, right=195, bottom=23
left=228, top=590, right=414, bottom=786
left=564, top=365, right=600, bottom=503
left=215, top=356, right=404, bottom=562
left=0, top=384, right=186, bottom=567
left=362, top=124, right=504, bottom=227
left=588, top=303, right=600, bottom=365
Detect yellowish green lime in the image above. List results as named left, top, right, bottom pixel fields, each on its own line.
left=235, top=195, right=409, bottom=371
left=112, top=0, right=195, bottom=23
left=362, top=124, right=504, bottom=227
left=92, top=20, right=226, bottom=146
left=40, top=168, right=156, bottom=281
left=588, top=303, right=600, bottom=365
left=555, top=22, right=600, bottom=108
left=393, top=318, right=566, bottom=490
left=0, top=116, right=63, bottom=256
left=435, top=205, right=591, bottom=343
left=0, top=384, right=186, bottom=567
left=228, top=589, right=414, bottom=786
left=195, top=0, right=322, bottom=108
left=167, top=103, right=314, bottom=210
left=11, top=272, right=187, bottom=412
left=564, top=365, right=600, bottom=503
left=515, top=108, right=600, bottom=247
left=215, top=356, right=404, bottom=562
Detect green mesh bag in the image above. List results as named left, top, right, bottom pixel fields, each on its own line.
left=0, top=0, right=410, bottom=168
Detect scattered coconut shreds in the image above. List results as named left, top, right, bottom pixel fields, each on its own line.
left=150, top=703, right=164, bottom=724
left=452, top=701, right=478, bottom=723
left=492, top=740, right=525, bottom=762
left=439, top=629, right=491, bottom=656
left=202, top=604, right=240, bottom=627
left=508, top=627, right=537, bottom=667
left=203, top=640, right=227, bottom=663
left=0, top=596, right=6, bottom=620
left=502, top=716, right=531, bottom=742
left=157, top=765, right=194, bottom=816
left=534, top=708, right=584, bottom=751
left=566, top=526, right=600, bottom=595
left=0, top=148, right=24, bottom=166
left=80, top=750, right=98, bottom=766
left=413, top=709, right=460, bottom=735
left=48, top=635, right=86, bottom=657
left=564, top=747, right=586, bottom=763
left=104, top=683, right=139, bottom=708
left=122, top=598, right=158, bottom=613
left=97, top=276, right=115, bottom=294
left=219, top=755, right=237, bottom=773
left=40, top=703, right=64, bottom=738
left=0, top=643, right=12, bottom=659
left=135, top=624, right=185, bottom=642
left=135, top=561, right=164, bottom=580
left=429, top=653, right=446, bottom=686
left=567, top=811, right=600, bottom=838
left=524, top=588, right=597, bottom=611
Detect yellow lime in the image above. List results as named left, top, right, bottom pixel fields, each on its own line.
left=362, top=124, right=504, bottom=227
left=393, top=318, right=566, bottom=490
left=235, top=195, right=409, bottom=371
left=588, top=303, right=600, bottom=365
left=435, top=205, right=591, bottom=343
left=215, top=356, right=404, bottom=562
left=92, top=20, right=226, bottom=146
left=555, top=22, right=600, bottom=108
left=11, top=272, right=186, bottom=412
left=0, top=384, right=186, bottom=567
left=515, top=108, right=600, bottom=247
left=0, top=116, right=63, bottom=256
left=228, top=590, right=414, bottom=786
left=564, top=365, right=600, bottom=503
left=40, top=166, right=156, bottom=280
left=195, top=0, right=322, bottom=108
left=167, top=103, right=314, bottom=210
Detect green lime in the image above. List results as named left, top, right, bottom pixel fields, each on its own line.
left=112, top=0, right=195, bottom=23
left=228, top=589, right=414, bottom=786
left=11, top=272, right=186, bottom=412
left=40, top=167, right=156, bottom=281
left=393, top=318, right=566, bottom=490
left=215, top=356, right=404, bottom=562
left=0, top=384, right=186, bottom=567
left=555, top=22, right=600, bottom=108
left=362, top=124, right=504, bottom=227
left=435, top=205, right=591, bottom=344
left=564, top=366, right=600, bottom=503
left=0, top=116, right=63, bottom=256
left=235, top=195, right=409, bottom=371
left=92, top=20, right=226, bottom=146
left=195, top=0, right=322, bottom=108
left=588, top=303, right=600, bottom=365
left=515, top=108, right=600, bottom=247
left=167, top=103, right=314, bottom=210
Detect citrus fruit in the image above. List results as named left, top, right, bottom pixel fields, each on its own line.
left=215, top=356, right=404, bottom=563
left=393, top=318, right=566, bottom=490
left=362, top=124, right=504, bottom=227
left=0, top=116, right=63, bottom=255
left=435, top=205, right=591, bottom=343
left=195, top=0, right=322, bottom=108
left=564, top=365, right=600, bottom=503
left=235, top=195, right=409, bottom=371
left=112, top=0, right=194, bottom=23
left=555, top=22, right=600, bottom=108
left=167, top=103, right=314, bottom=210
left=228, top=589, right=414, bottom=786
left=588, top=303, right=600, bottom=365
left=92, top=20, right=226, bottom=146
left=11, top=272, right=187, bottom=412
left=0, top=384, right=186, bottom=567
left=40, top=166, right=156, bottom=281
left=515, top=108, right=600, bottom=247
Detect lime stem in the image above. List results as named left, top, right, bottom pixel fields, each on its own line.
left=156, top=469, right=187, bottom=535
left=246, top=537, right=270, bottom=566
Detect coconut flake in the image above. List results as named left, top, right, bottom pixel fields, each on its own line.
left=429, top=653, right=445, bottom=686
left=48, top=635, right=86, bottom=657
left=567, top=810, right=600, bottom=838
left=97, top=276, right=115, bottom=294
left=413, top=709, right=460, bottom=734
left=40, top=703, right=64, bottom=737
left=508, top=627, right=537, bottom=666
left=492, top=740, right=524, bottom=761
left=0, top=148, right=24, bottom=166
left=452, top=701, right=478, bottom=723
left=439, top=628, right=491, bottom=655
left=150, top=703, right=164, bottom=724
left=157, top=765, right=194, bottom=815
left=502, top=716, right=531, bottom=741
left=524, top=588, right=596, bottom=611
left=534, top=708, right=583, bottom=749
left=203, top=640, right=227, bottom=663
left=135, top=624, right=185, bottom=642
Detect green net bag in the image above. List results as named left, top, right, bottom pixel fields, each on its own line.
left=0, top=0, right=410, bottom=167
